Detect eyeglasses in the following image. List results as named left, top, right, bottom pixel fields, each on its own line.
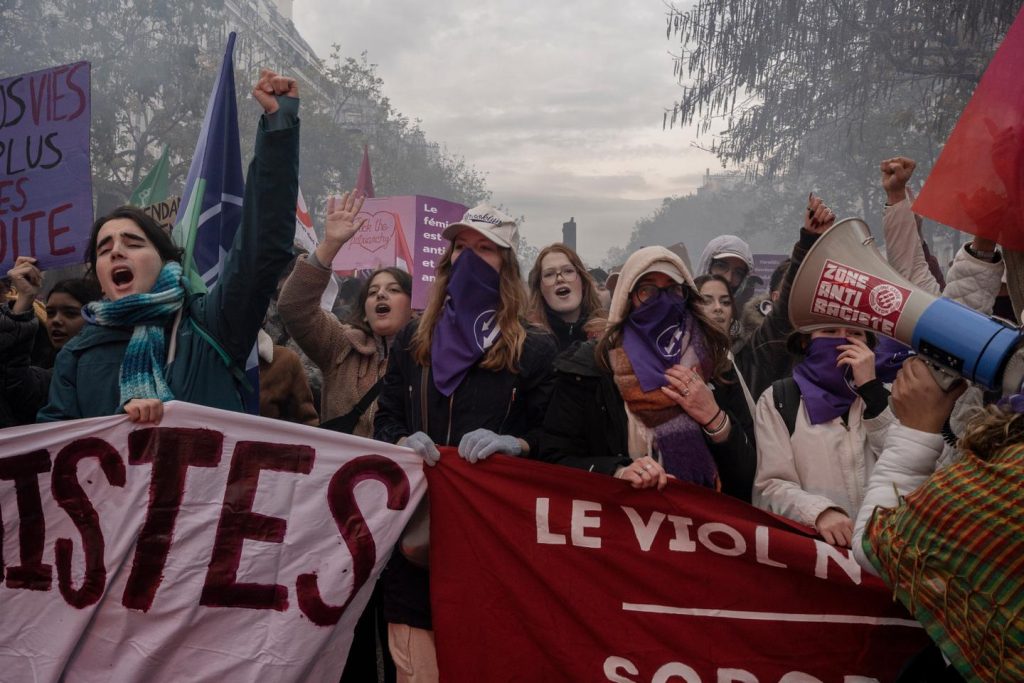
left=633, top=283, right=686, bottom=304
left=709, top=258, right=749, bottom=282
left=541, top=265, right=578, bottom=284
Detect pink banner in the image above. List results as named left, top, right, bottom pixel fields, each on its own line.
left=330, top=195, right=465, bottom=309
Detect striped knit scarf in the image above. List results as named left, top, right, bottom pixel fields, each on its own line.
left=84, top=262, right=185, bottom=406
left=609, top=315, right=720, bottom=489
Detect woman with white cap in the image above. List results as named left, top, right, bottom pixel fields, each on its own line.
left=539, top=246, right=756, bottom=502
left=374, top=203, right=557, bottom=682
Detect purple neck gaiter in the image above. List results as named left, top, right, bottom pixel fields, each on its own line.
left=430, top=248, right=502, bottom=396
left=622, top=290, right=689, bottom=393
left=792, top=337, right=857, bottom=425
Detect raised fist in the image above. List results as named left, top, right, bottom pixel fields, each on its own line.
left=252, top=69, right=299, bottom=115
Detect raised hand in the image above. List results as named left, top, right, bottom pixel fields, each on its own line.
left=325, top=190, right=368, bottom=248
left=880, top=156, right=917, bottom=204
left=805, top=193, right=836, bottom=235
left=7, top=256, right=42, bottom=314
left=251, top=68, right=298, bottom=115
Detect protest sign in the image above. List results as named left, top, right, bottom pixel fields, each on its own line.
left=0, top=62, right=92, bottom=271
left=429, top=454, right=930, bottom=682
left=330, top=195, right=466, bottom=309
left=142, top=195, right=181, bottom=232
left=0, top=402, right=425, bottom=682
left=752, top=253, right=788, bottom=297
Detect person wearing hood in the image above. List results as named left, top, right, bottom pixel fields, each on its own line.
left=527, top=243, right=604, bottom=352
left=540, top=246, right=757, bottom=502
left=753, top=327, right=895, bottom=547
left=697, top=235, right=756, bottom=317
left=374, top=203, right=557, bottom=682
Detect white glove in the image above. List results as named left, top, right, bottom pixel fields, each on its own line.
left=458, top=428, right=522, bottom=464
left=403, top=431, right=440, bottom=466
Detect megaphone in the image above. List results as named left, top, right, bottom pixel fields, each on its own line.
left=790, top=218, right=1024, bottom=394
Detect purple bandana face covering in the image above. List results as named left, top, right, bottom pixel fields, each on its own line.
left=430, top=248, right=502, bottom=396
left=792, top=337, right=858, bottom=425
left=874, top=336, right=915, bottom=383
left=622, top=290, right=689, bottom=392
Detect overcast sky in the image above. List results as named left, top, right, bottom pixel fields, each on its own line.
left=293, top=0, right=719, bottom=265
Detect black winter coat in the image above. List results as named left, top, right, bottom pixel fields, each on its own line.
left=540, top=341, right=757, bottom=503
left=373, top=317, right=558, bottom=629
left=0, top=303, right=51, bottom=428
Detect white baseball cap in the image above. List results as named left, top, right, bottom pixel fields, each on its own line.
left=442, top=204, right=519, bottom=248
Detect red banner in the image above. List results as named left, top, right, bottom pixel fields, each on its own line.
left=913, top=7, right=1024, bottom=249
left=428, top=453, right=929, bottom=682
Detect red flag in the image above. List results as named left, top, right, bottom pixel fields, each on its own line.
left=356, top=144, right=375, bottom=198
left=428, top=453, right=928, bottom=681
left=914, top=8, right=1024, bottom=248
left=394, top=216, right=414, bottom=276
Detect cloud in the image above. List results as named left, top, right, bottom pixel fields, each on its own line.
left=293, top=0, right=721, bottom=260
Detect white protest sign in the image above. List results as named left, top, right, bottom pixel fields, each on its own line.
left=0, top=401, right=425, bottom=682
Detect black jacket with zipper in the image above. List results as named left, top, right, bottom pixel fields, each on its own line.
left=373, top=317, right=558, bottom=629
left=539, top=340, right=757, bottom=503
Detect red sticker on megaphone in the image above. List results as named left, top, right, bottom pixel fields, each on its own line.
left=811, top=259, right=911, bottom=335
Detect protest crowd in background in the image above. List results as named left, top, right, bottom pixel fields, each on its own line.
left=2, top=22, right=1024, bottom=683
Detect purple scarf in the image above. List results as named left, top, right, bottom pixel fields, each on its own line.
left=430, top=249, right=502, bottom=396
left=874, top=336, right=915, bottom=383
left=622, top=290, right=690, bottom=393
left=792, top=337, right=857, bottom=425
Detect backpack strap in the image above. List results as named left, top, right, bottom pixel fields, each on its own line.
left=319, top=379, right=383, bottom=434
left=771, top=376, right=802, bottom=436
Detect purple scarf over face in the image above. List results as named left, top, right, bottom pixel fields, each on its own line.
left=430, top=248, right=501, bottom=396
left=874, top=336, right=915, bottom=383
left=792, top=337, right=858, bottom=425
left=622, top=290, right=690, bottom=393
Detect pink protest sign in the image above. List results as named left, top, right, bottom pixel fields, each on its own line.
left=331, top=195, right=466, bottom=309
left=0, top=62, right=92, bottom=271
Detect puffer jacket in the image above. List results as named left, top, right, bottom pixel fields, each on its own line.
left=753, top=386, right=896, bottom=528
left=38, top=103, right=299, bottom=421
left=852, top=423, right=944, bottom=575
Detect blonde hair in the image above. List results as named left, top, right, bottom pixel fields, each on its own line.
left=411, top=244, right=529, bottom=373
left=959, top=404, right=1024, bottom=457
left=526, top=244, right=603, bottom=332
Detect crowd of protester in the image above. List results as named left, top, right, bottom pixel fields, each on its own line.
left=2, top=72, right=1021, bottom=682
